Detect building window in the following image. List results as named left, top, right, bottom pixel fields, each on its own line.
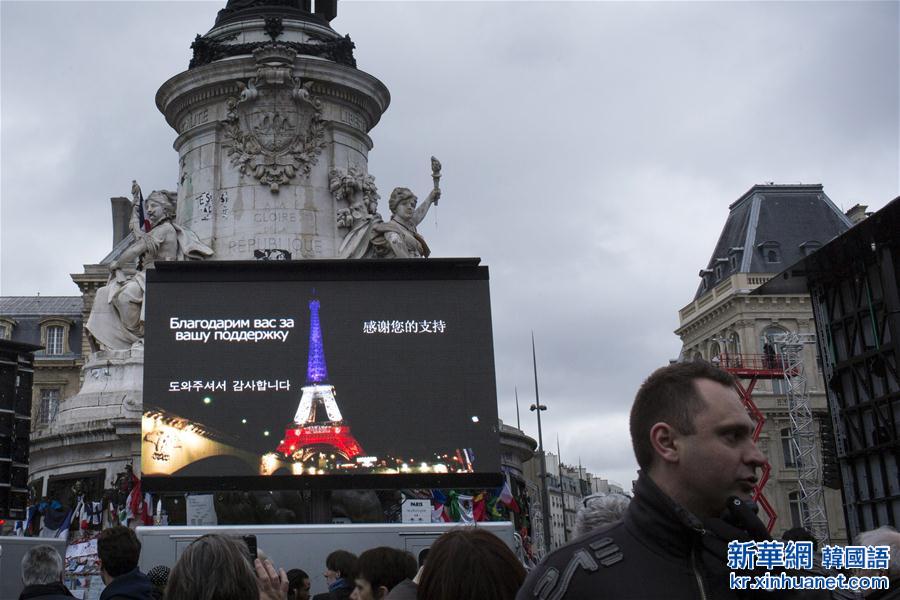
left=789, top=491, right=808, bottom=528
left=45, top=325, right=65, bottom=355
left=730, top=332, right=741, bottom=355
left=762, top=326, right=788, bottom=394
left=800, top=241, right=821, bottom=256
left=40, top=389, right=60, bottom=425
left=0, top=318, right=15, bottom=340
left=728, top=247, right=743, bottom=272
left=758, top=241, right=782, bottom=264
left=781, top=427, right=798, bottom=468
left=39, top=318, right=72, bottom=356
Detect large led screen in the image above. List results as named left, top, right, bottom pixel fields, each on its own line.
left=142, top=259, right=501, bottom=491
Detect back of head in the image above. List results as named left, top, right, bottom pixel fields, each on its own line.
left=781, top=527, right=819, bottom=553
left=630, top=361, right=735, bottom=470
left=21, top=545, right=64, bottom=586
left=166, top=534, right=259, bottom=600
left=287, top=568, right=309, bottom=596
left=148, top=564, right=170, bottom=591
left=856, top=526, right=900, bottom=577
left=357, top=547, right=416, bottom=592
left=326, top=549, right=358, bottom=581
left=418, top=528, right=526, bottom=600
left=417, top=548, right=429, bottom=570
left=97, top=526, right=141, bottom=578
left=574, top=493, right=631, bottom=538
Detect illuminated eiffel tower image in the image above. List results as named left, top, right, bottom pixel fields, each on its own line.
left=273, top=296, right=364, bottom=466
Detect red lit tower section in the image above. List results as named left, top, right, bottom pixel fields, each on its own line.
left=275, top=298, right=364, bottom=463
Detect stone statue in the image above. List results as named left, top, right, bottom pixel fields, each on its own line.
left=370, top=186, right=440, bottom=258
left=86, top=189, right=213, bottom=351
left=430, top=156, right=442, bottom=202
left=332, top=167, right=382, bottom=259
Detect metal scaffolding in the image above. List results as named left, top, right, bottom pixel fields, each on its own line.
left=771, top=332, right=830, bottom=544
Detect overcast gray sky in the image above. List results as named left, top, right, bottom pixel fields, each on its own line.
left=2, top=1, right=898, bottom=487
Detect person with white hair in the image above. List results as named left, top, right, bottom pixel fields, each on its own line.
left=855, top=526, right=900, bottom=599
left=18, top=545, right=74, bottom=600
left=573, top=492, right=631, bottom=539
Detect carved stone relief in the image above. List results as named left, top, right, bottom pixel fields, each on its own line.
left=221, top=45, right=328, bottom=192
left=331, top=166, right=381, bottom=259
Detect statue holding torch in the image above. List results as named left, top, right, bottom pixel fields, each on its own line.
left=431, top=156, right=442, bottom=205
left=369, top=156, right=444, bottom=259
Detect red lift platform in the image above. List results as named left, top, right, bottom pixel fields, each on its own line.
left=716, top=352, right=796, bottom=533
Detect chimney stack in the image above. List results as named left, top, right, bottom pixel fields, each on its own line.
left=845, top=204, right=869, bottom=225
left=111, top=197, right=132, bottom=248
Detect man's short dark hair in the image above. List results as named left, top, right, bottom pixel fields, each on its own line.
left=325, top=550, right=358, bottom=580
left=287, top=569, right=309, bottom=593
left=417, top=548, right=429, bottom=569
left=97, top=526, right=141, bottom=578
left=782, top=527, right=819, bottom=552
left=356, top=547, right=416, bottom=592
left=630, top=361, right=737, bottom=470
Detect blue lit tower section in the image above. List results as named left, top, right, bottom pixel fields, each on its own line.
left=305, top=299, right=328, bottom=384
left=293, top=299, right=343, bottom=425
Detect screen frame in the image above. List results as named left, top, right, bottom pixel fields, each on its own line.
left=142, top=258, right=503, bottom=492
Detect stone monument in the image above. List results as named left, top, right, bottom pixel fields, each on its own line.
left=157, top=0, right=392, bottom=261
left=29, top=188, right=211, bottom=495
left=30, top=0, right=447, bottom=514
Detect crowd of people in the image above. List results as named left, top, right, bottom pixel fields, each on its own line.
left=17, top=362, right=900, bottom=599
left=17, top=525, right=524, bottom=600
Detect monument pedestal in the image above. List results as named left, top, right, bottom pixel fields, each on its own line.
left=29, top=347, right=144, bottom=494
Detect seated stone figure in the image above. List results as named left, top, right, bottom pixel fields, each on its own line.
left=370, top=187, right=440, bottom=258
left=332, top=167, right=382, bottom=259
left=86, top=190, right=212, bottom=351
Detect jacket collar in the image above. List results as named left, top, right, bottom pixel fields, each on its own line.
left=20, top=582, right=74, bottom=599
left=626, top=471, right=705, bottom=557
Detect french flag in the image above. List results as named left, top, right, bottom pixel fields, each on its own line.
left=135, top=187, right=151, bottom=232
left=499, top=479, right=520, bottom=513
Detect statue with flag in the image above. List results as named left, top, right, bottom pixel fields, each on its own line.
left=86, top=186, right=212, bottom=350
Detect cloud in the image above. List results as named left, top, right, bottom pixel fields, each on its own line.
left=2, top=0, right=897, bottom=483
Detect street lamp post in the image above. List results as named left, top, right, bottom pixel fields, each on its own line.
left=530, top=332, right=552, bottom=555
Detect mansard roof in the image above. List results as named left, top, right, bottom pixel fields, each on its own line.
left=0, top=296, right=83, bottom=359
left=0, top=296, right=82, bottom=316
left=757, top=195, right=900, bottom=295
left=694, top=183, right=851, bottom=299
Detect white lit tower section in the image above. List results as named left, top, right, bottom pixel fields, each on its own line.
left=293, top=299, right=343, bottom=425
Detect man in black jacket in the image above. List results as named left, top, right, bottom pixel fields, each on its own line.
left=517, top=361, right=785, bottom=600
left=18, top=545, right=74, bottom=600
left=97, top=526, right=154, bottom=600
